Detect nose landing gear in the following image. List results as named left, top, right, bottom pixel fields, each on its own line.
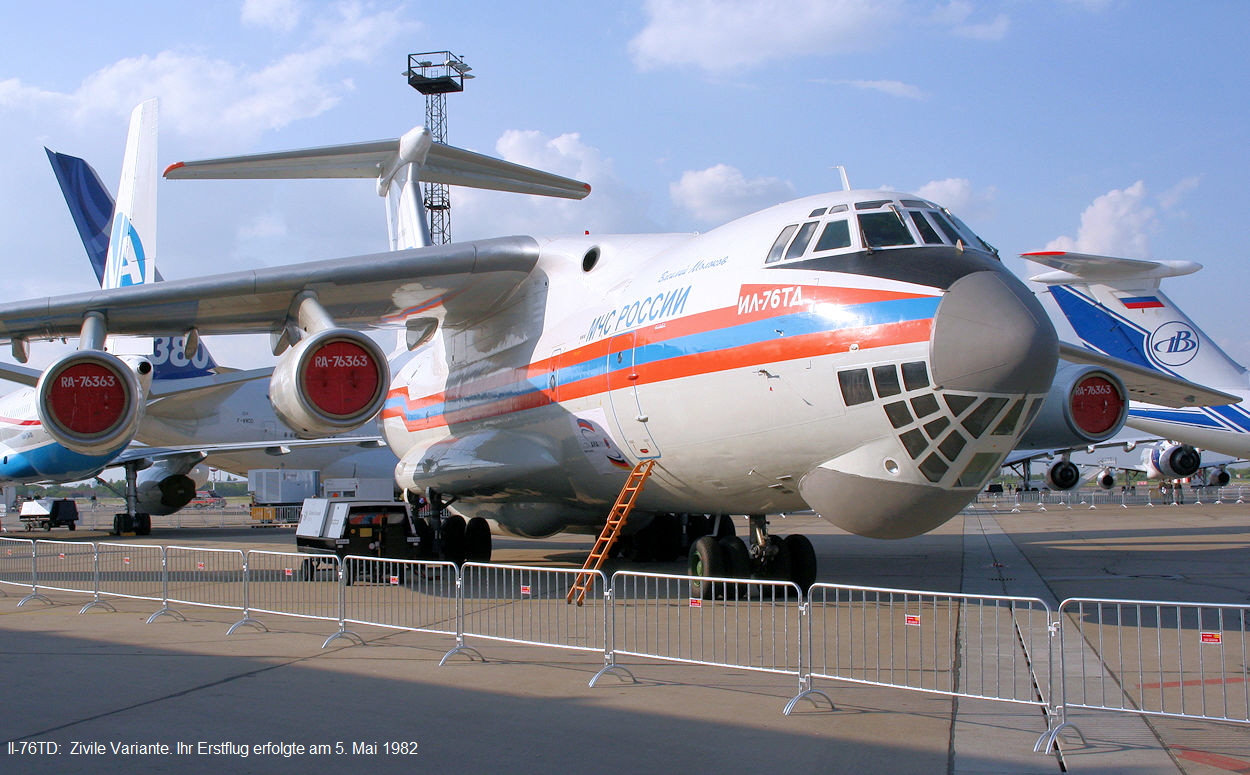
left=688, top=514, right=816, bottom=599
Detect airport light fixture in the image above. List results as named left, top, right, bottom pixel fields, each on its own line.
left=406, top=51, right=473, bottom=244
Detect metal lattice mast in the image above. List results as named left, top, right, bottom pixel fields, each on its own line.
left=406, top=51, right=472, bottom=245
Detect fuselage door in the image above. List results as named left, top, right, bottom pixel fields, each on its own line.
left=606, top=331, right=661, bottom=459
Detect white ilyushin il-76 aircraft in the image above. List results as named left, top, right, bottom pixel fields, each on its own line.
left=0, top=121, right=1230, bottom=587
left=1026, top=250, right=1250, bottom=488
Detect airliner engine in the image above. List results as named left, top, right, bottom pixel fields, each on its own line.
left=1145, top=442, right=1202, bottom=479
left=1016, top=363, right=1128, bottom=449
left=1207, top=467, right=1231, bottom=487
left=1093, top=468, right=1115, bottom=489
left=135, top=461, right=210, bottom=515
left=35, top=351, right=151, bottom=455
left=269, top=328, right=388, bottom=438
left=1044, top=460, right=1081, bottom=490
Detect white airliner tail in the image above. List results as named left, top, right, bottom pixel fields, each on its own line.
left=105, top=98, right=159, bottom=289
left=164, top=125, right=591, bottom=251
left=1028, top=250, right=1248, bottom=392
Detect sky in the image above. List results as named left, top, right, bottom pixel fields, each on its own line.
left=1, top=0, right=1249, bottom=368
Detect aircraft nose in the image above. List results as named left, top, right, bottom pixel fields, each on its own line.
left=929, top=270, right=1058, bottom=394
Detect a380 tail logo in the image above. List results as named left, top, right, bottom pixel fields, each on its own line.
left=1148, top=321, right=1200, bottom=368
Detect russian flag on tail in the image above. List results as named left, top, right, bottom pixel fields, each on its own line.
left=1119, top=295, right=1165, bottom=309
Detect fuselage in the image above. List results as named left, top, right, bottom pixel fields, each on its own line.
left=382, top=190, right=1059, bottom=539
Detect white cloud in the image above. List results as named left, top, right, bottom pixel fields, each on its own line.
left=242, top=0, right=303, bottom=32
left=932, top=2, right=1010, bottom=41
left=915, top=177, right=995, bottom=218
left=670, top=163, right=794, bottom=225
left=630, top=0, right=905, bottom=72
left=0, top=3, right=412, bottom=144
left=839, top=79, right=926, bottom=100
left=453, top=130, right=657, bottom=238
left=1045, top=181, right=1155, bottom=257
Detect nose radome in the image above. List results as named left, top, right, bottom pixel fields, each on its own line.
left=930, top=271, right=1058, bottom=394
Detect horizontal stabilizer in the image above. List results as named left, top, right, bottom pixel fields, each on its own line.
left=1025, top=250, right=1201, bottom=288
left=165, top=127, right=592, bottom=200
left=1060, top=342, right=1239, bottom=407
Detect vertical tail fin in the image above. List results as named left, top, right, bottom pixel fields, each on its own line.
left=104, top=98, right=159, bottom=289
left=47, top=98, right=217, bottom=379
left=45, top=149, right=113, bottom=285
left=1027, top=250, right=1247, bottom=391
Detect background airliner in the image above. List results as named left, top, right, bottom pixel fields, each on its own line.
left=1027, top=250, right=1250, bottom=486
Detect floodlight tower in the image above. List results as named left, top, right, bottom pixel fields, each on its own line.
left=406, top=51, right=473, bottom=244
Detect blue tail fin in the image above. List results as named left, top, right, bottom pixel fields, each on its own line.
left=45, top=149, right=113, bottom=285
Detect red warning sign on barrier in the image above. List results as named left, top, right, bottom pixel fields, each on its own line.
left=284, top=568, right=293, bottom=577
left=197, top=562, right=205, bottom=570
left=520, top=585, right=531, bottom=597
left=123, top=557, right=131, bottom=565
left=690, top=598, right=702, bottom=608
left=1201, top=632, right=1223, bottom=644
left=905, top=614, right=921, bottom=626
left=389, top=576, right=400, bottom=585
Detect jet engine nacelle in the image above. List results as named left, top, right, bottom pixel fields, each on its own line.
left=1207, top=467, right=1231, bottom=487
left=1044, top=460, right=1081, bottom=490
left=35, top=351, right=150, bottom=455
left=1016, top=363, right=1128, bottom=449
left=1144, top=442, right=1202, bottom=479
left=270, top=328, right=388, bottom=438
left=1093, top=468, right=1115, bottom=490
left=135, top=462, right=210, bottom=516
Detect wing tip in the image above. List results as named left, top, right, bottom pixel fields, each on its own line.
left=163, top=161, right=185, bottom=178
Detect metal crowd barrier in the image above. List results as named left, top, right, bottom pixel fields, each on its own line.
left=6, top=536, right=1250, bottom=754
left=1039, top=597, right=1250, bottom=752
left=341, top=556, right=459, bottom=640
left=449, top=563, right=611, bottom=668
left=607, top=571, right=825, bottom=711
left=805, top=584, right=1052, bottom=715
left=0, top=536, right=34, bottom=598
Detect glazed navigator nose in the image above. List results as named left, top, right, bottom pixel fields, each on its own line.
left=929, top=270, right=1058, bottom=395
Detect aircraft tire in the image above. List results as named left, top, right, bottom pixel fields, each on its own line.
left=134, top=514, right=152, bottom=536
left=784, top=534, right=817, bottom=595
left=689, top=536, right=724, bottom=600
left=762, top=535, right=791, bottom=584
left=685, top=514, right=710, bottom=550
left=441, top=515, right=467, bottom=565
left=718, top=535, right=751, bottom=599
left=465, top=517, right=492, bottom=563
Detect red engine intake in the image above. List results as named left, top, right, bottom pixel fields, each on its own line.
left=270, top=328, right=388, bottom=438
left=1016, top=363, right=1128, bottom=449
left=36, top=351, right=147, bottom=455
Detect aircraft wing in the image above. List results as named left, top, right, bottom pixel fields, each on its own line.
left=0, top=361, right=42, bottom=387
left=110, top=435, right=387, bottom=467
left=164, top=134, right=592, bottom=200
left=1060, top=342, right=1239, bottom=408
left=0, top=236, right=539, bottom=344
left=1026, top=250, right=1202, bottom=287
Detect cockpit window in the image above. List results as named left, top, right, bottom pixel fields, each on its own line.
left=908, top=211, right=943, bottom=244
left=928, top=210, right=964, bottom=245
left=855, top=199, right=892, bottom=210
left=766, top=224, right=798, bottom=264
left=784, top=221, right=819, bottom=260
left=814, top=220, right=851, bottom=252
left=808, top=207, right=827, bottom=217
left=858, top=211, right=915, bottom=248
left=946, top=211, right=996, bottom=255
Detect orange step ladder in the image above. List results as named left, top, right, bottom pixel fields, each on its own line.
left=566, top=459, right=656, bottom=606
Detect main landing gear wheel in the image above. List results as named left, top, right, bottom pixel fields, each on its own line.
left=719, top=536, right=751, bottom=599
left=688, top=536, right=724, bottom=600
left=784, top=534, right=817, bottom=594
left=440, top=515, right=466, bottom=565
left=464, top=516, right=492, bottom=563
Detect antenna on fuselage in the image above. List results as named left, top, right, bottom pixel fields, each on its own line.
left=834, top=166, right=851, bottom=192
